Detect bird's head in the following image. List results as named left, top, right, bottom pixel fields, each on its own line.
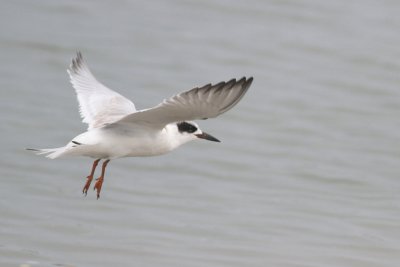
left=176, top=121, right=220, bottom=143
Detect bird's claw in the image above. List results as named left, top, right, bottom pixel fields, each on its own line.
left=82, top=175, right=93, bottom=197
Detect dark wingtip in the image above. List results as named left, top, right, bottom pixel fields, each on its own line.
left=244, top=76, right=254, bottom=88
left=70, top=51, right=84, bottom=73
left=237, top=77, right=246, bottom=83
left=226, top=76, right=253, bottom=88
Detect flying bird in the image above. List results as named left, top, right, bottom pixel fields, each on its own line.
left=28, top=52, right=253, bottom=199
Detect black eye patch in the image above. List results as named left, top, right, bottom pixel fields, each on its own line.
left=177, top=121, right=197, bottom=133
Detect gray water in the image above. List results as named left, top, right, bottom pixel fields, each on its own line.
left=1, top=0, right=400, bottom=266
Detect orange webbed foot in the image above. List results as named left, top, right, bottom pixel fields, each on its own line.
left=83, top=174, right=96, bottom=196
left=92, top=159, right=110, bottom=199
left=82, top=159, right=100, bottom=197
left=93, top=177, right=104, bottom=199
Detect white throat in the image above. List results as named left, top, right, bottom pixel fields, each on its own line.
left=164, top=123, right=198, bottom=150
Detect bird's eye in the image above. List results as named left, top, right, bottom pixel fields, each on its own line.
left=177, top=122, right=197, bottom=133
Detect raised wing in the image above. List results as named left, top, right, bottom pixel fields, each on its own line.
left=114, top=77, right=253, bottom=128
left=67, top=52, right=136, bottom=130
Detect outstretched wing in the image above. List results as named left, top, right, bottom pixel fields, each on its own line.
left=114, top=77, right=253, bottom=128
left=67, top=52, right=136, bottom=130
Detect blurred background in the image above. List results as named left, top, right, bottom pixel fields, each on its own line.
left=1, top=0, right=400, bottom=266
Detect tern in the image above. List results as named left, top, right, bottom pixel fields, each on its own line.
left=28, top=52, right=253, bottom=198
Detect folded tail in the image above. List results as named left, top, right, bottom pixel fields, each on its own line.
left=26, top=147, right=67, bottom=159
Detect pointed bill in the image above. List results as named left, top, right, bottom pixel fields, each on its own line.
left=195, top=132, right=220, bottom=142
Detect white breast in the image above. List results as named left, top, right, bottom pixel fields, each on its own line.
left=69, top=123, right=193, bottom=159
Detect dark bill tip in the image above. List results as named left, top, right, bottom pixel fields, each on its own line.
left=195, top=132, right=221, bottom=142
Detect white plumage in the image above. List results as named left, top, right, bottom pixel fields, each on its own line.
left=67, top=52, right=136, bottom=130
left=28, top=52, right=253, bottom=198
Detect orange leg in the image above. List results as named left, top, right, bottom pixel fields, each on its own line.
left=94, top=159, right=110, bottom=199
left=83, top=159, right=100, bottom=196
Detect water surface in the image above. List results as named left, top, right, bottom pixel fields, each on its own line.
left=1, top=1, right=400, bottom=266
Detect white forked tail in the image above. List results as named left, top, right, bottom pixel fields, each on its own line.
left=26, top=147, right=67, bottom=159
